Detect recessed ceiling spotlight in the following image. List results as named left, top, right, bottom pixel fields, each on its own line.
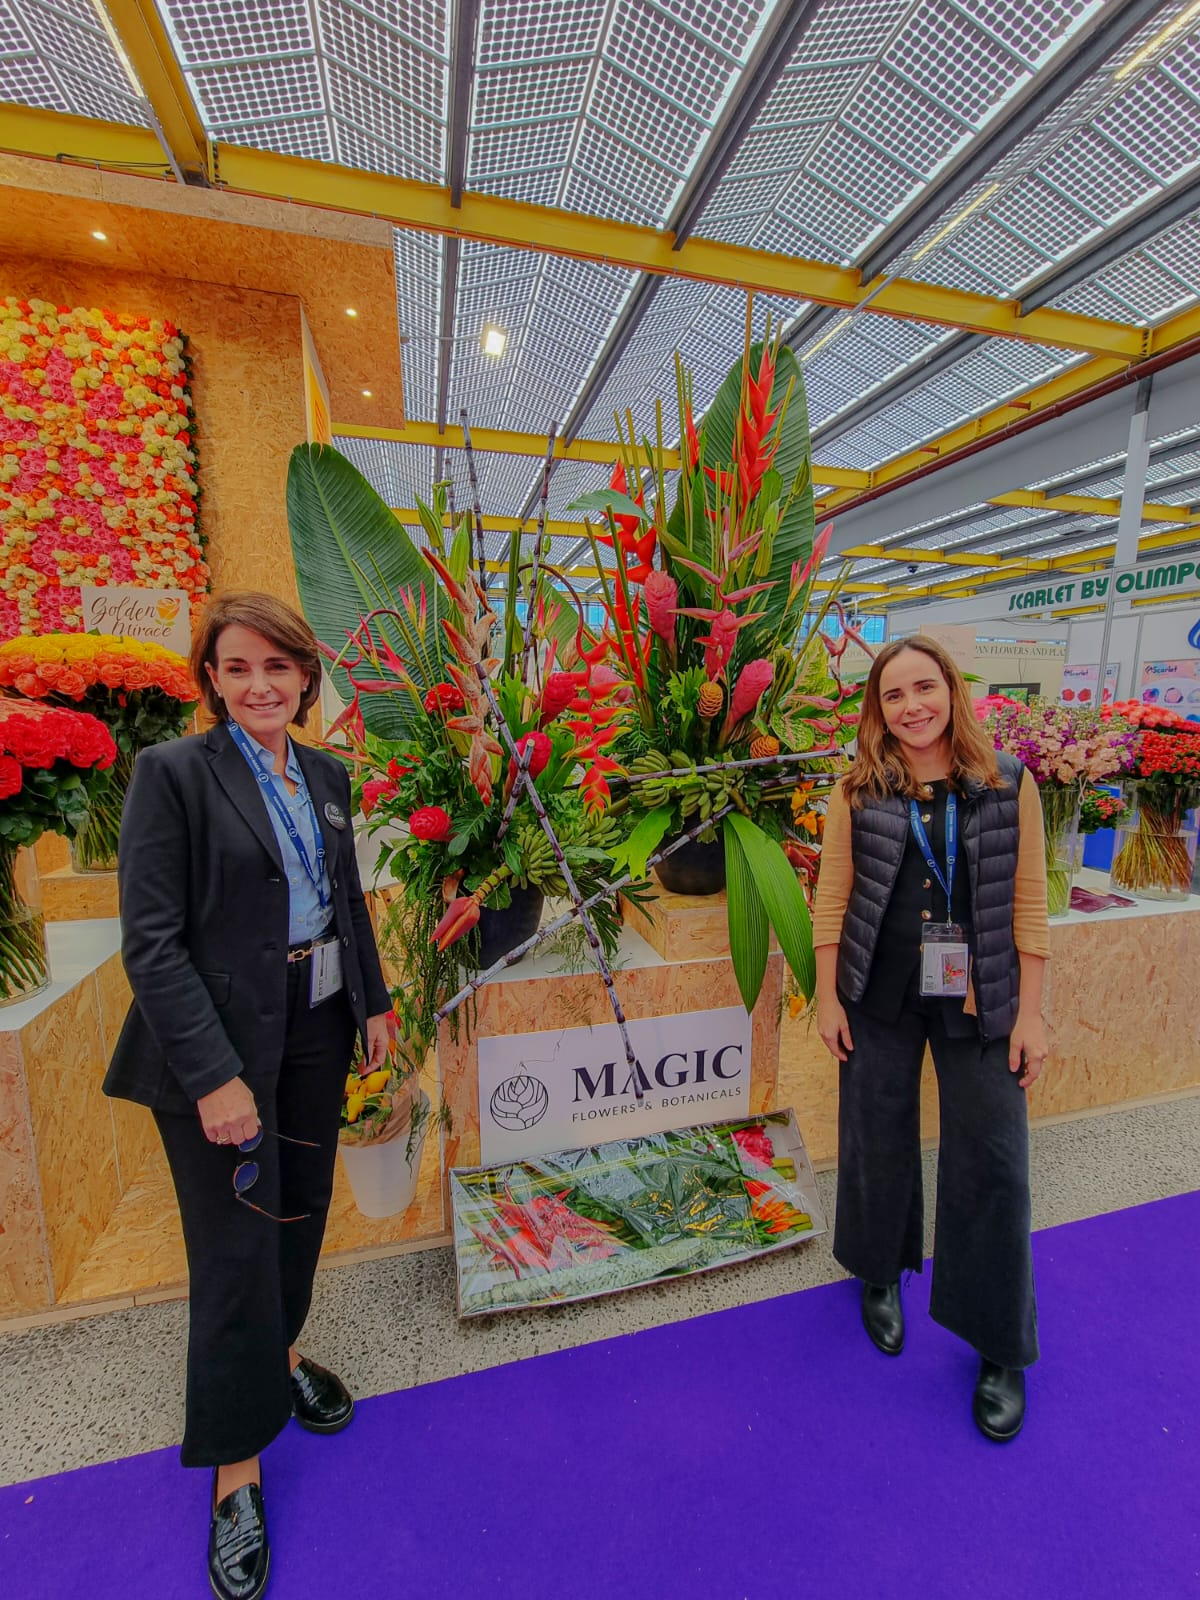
left=361, top=389, right=373, bottom=397
left=346, top=307, right=358, bottom=317
left=481, top=323, right=507, bottom=358
left=92, top=230, right=107, bottom=241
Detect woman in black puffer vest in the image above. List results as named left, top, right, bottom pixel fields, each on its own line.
left=813, top=636, right=1050, bottom=1441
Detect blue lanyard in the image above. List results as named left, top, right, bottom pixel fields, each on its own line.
left=909, top=790, right=956, bottom=919
left=228, top=721, right=329, bottom=910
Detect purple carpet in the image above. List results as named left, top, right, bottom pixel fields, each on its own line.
left=3, top=1192, right=1197, bottom=1600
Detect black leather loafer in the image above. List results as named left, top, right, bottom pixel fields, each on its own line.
left=861, top=1280, right=904, bottom=1355
left=290, top=1355, right=355, bottom=1434
left=209, top=1471, right=269, bottom=1600
left=973, top=1359, right=1026, bottom=1442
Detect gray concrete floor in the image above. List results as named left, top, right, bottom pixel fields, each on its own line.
left=1, top=1094, right=1197, bottom=1489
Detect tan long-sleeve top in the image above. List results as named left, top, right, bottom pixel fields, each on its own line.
left=813, top=767, right=1051, bottom=962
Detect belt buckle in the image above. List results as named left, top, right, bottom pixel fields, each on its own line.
left=288, top=943, right=313, bottom=965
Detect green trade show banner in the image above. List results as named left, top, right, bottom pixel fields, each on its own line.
left=1005, top=557, right=1200, bottom=617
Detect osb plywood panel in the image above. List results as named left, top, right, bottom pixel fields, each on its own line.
left=21, top=977, right=121, bottom=1296
left=0, top=255, right=308, bottom=608
left=41, top=866, right=119, bottom=923
left=0, top=173, right=402, bottom=428
left=0, top=1031, right=52, bottom=1316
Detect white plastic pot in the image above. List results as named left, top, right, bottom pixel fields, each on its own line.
left=338, top=1094, right=430, bottom=1219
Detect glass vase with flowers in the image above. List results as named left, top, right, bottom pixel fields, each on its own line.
left=1110, top=726, right=1200, bottom=901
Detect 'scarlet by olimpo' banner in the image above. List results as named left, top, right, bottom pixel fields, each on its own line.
left=476, top=1007, right=753, bottom=1163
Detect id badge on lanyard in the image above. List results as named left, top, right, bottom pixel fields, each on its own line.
left=910, top=793, right=969, bottom=998
left=310, top=939, right=344, bottom=1006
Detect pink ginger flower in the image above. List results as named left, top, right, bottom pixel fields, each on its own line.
left=700, top=609, right=740, bottom=680
left=643, top=570, right=678, bottom=640
left=725, top=658, right=774, bottom=730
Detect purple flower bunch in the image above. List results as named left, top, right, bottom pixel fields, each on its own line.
left=985, top=699, right=1137, bottom=788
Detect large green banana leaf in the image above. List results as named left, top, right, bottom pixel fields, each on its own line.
left=666, top=342, right=814, bottom=651
left=287, top=443, right=448, bottom=739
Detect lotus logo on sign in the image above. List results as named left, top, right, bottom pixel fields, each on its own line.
left=476, top=1007, right=753, bottom=1163
left=489, top=1072, right=549, bottom=1132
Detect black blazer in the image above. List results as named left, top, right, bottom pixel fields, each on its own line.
left=104, top=721, right=392, bottom=1112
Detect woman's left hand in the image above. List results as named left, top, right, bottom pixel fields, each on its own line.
left=362, top=1013, right=391, bottom=1074
left=1009, top=1009, right=1049, bottom=1088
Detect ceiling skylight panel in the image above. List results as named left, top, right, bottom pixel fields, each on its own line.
left=1049, top=282, right=1132, bottom=322
left=472, top=57, right=591, bottom=128
left=1081, top=253, right=1194, bottom=323
left=590, top=61, right=705, bottom=177
left=763, top=59, right=875, bottom=124
left=469, top=122, right=574, bottom=182
left=317, top=1, right=446, bottom=118
left=883, top=0, right=1020, bottom=124
left=189, top=59, right=324, bottom=128
left=912, top=249, right=1011, bottom=295
left=21, top=0, right=124, bottom=88
left=1144, top=215, right=1200, bottom=295
left=220, top=117, right=333, bottom=160
left=344, top=0, right=446, bottom=57
left=0, top=57, right=66, bottom=117
left=936, top=212, right=1050, bottom=292
left=986, top=175, right=1099, bottom=263
left=952, top=0, right=1094, bottom=64
left=393, top=231, right=440, bottom=423
left=775, top=172, right=885, bottom=261
left=324, top=62, right=443, bottom=177
left=794, top=0, right=912, bottom=65
left=563, top=169, right=662, bottom=228
left=0, top=0, right=27, bottom=53
left=572, top=123, right=680, bottom=221
left=1036, top=129, right=1161, bottom=223
left=724, top=125, right=824, bottom=184
left=607, top=5, right=729, bottom=112
left=1092, top=70, right=1200, bottom=186
left=807, top=123, right=920, bottom=220
left=159, top=1, right=315, bottom=66
left=842, top=66, right=970, bottom=177
left=477, top=0, right=606, bottom=67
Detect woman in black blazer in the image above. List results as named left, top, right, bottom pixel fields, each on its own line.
left=105, top=591, right=392, bottom=1600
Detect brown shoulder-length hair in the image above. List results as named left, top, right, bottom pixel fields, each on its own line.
left=190, top=591, right=323, bottom=727
left=842, top=635, right=1001, bottom=806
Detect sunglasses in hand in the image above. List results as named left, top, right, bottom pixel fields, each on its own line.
left=232, top=1127, right=319, bottom=1223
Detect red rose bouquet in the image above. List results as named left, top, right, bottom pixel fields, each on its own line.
left=1111, top=725, right=1200, bottom=899
left=0, top=699, right=117, bottom=1003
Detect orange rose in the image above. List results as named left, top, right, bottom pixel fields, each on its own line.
left=97, top=663, right=126, bottom=688
left=123, top=666, right=154, bottom=690
left=15, top=672, right=43, bottom=697
left=56, top=669, right=87, bottom=698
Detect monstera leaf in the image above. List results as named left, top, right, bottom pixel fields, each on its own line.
left=287, top=443, right=447, bottom=739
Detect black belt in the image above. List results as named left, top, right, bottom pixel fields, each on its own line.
left=287, top=931, right=335, bottom=964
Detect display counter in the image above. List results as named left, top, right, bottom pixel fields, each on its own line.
left=2, top=874, right=1197, bottom=1328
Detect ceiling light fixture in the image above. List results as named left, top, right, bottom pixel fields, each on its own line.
left=1115, top=0, right=1200, bottom=80
left=92, top=230, right=107, bottom=241
left=362, top=389, right=373, bottom=398
left=481, top=323, right=508, bottom=357
left=346, top=308, right=358, bottom=317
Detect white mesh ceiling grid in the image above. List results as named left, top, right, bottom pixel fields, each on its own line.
left=323, top=62, right=444, bottom=177
left=471, top=57, right=593, bottom=130
left=987, top=176, right=1100, bottom=261
left=335, top=119, right=425, bottom=175
left=393, top=231, right=441, bottom=423
left=188, top=60, right=324, bottom=127
left=571, top=121, right=684, bottom=223
left=770, top=175, right=884, bottom=263
left=0, top=0, right=146, bottom=125
left=590, top=60, right=709, bottom=177
left=334, top=436, right=438, bottom=508
left=941, top=214, right=1053, bottom=294
left=807, top=123, right=921, bottom=222
left=1139, top=215, right=1200, bottom=295
left=316, top=0, right=445, bottom=114
left=220, top=117, right=333, bottom=161
left=1082, top=251, right=1197, bottom=324
left=842, top=68, right=973, bottom=177
left=469, top=121, right=575, bottom=187
left=162, top=0, right=315, bottom=64
left=1092, top=67, right=1200, bottom=184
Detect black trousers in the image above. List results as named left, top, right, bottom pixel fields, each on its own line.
left=833, top=991, right=1039, bottom=1370
left=154, top=962, right=357, bottom=1467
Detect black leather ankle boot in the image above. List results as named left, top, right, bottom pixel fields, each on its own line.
left=973, top=1360, right=1026, bottom=1441
left=861, top=1280, right=904, bottom=1355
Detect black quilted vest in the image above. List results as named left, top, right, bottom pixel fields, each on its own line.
left=836, top=752, right=1025, bottom=1041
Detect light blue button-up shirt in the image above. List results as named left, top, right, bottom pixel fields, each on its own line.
left=233, top=724, right=333, bottom=945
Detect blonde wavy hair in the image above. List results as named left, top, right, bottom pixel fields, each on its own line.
left=843, top=635, right=1001, bottom=807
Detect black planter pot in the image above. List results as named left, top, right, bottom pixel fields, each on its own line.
left=476, top=885, right=546, bottom=970
left=654, top=832, right=727, bottom=896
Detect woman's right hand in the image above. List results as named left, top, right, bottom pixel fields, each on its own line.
left=197, top=1077, right=261, bottom=1147
left=817, top=997, right=854, bottom=1062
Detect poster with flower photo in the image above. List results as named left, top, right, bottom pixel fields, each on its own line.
left=450, top=1108, right=825, bottom=1317
left=0, top=298, right=207, bottom=641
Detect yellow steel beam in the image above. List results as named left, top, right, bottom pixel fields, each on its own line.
left=818, top=301, right=1200, bottom=520
left=0, top=104, right=1141, bottom=356
left=340, top=419, right=872, bottom=488
left=95, top=0, right=211, bottom=181
left=0, top=102, right=167, bottom=170
left=392, top=509, right=596, bottom=540
left=991, top=489, right=1200, bottom=524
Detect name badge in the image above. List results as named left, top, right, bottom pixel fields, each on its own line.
left=310, top=938, right=344, bottom=1006
left=919, top=923, right=969, bottom=997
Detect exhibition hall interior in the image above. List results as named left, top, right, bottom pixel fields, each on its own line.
left=0, top=1, right=1197, bottom=1596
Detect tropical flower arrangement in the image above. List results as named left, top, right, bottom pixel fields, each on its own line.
left=450, top=1111, right=821, bottom=1316
left=983, top=697, right=1137, bottom=916
left=340, top=1009, right=433, bottom=1152
left=287, top=467, right=631, bottom=1065
left=563, top=315, right=865, bottom=1008
left=0, top=632, right=197, bottom=868
left=0, top=698, right=117, bottom=1003
left=0, top=297, right=206, bottom=640
left=1110, top=724, right=1200, bottom=899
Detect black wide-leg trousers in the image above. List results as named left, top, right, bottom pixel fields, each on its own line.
left=154, top=964, right=357, bottom=1467
left=833, top=993, right=1039, bottom=1370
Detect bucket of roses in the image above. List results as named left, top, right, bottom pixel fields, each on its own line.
left=0, top=633, right=197, bottom=872
left=0, top=698, right=117, bottom=1005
